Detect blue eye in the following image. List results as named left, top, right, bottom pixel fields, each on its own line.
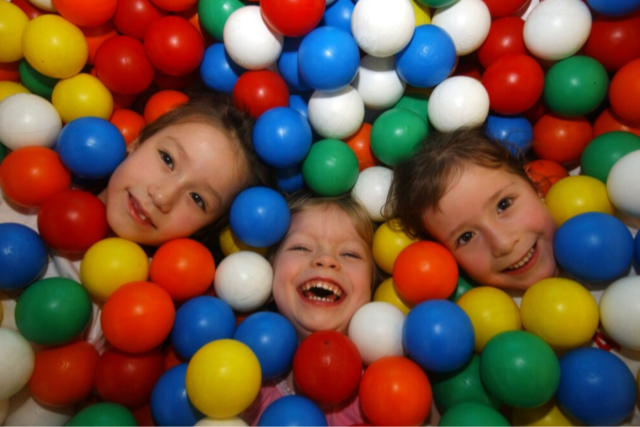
left=190, top=192, right=206, bottom=211
left=159, top=150, right=174, bottom=170
left=497, top=198, right=513, bottom=213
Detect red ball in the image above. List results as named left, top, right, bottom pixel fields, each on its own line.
left=82, top=22, right=119, bottom=66
left=481, top=0, right=528, bottom=18
left=37, top=189, right=108, bottom=254
left=94, top=347, right=166, bottom=409
left=113, top=0, right=167, bottom=40
left=149, top=0, right=197, bottom=11
left=29, top=341, right=99, bottom=406
left=9, top=0, right=46, bottom=19
left=101, top=281, right=176, bottom=353
left=293, top=330, right=363, bottom=405
left=143, top=90, right=189, bottom=123
left=481, top=54, right=544, bottom=115
left=477, top=17, right=526, bottom=69
left=593, top=107, right=640, bottom=138
left=144, top=16, right=204, bottom=77
left=0, top=146, right=71, bottom=209
left=232, top=70, right=289, bottom=118
left=609, top=58, right=640, bottom=125
left=345, top=123, right=380, bottom=172
left=532, top=113, right=593, bottom=165
left=359, top=356, right=432, bottom=426
left=95, top=36, right=155, bottom=95
left=524, top=159, right=569, bottom=198
left=110, top=109, right=146, bottom=146
left=52, top=0, right=117, bottom=27
left=260, top=0, right=325, bottom=37
left=583, top=11, right=640, bottom=73
left=392, top=241, right=458, bottom=304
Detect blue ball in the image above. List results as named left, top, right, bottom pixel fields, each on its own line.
left=403, top=299, right=475, bottom=373
left=554, top=212, right=634, bottom=282
left=557, top=347, right=637, bottom=426
left=289, top=93, right=310, bottom=119
left=485, top=114, right=533, bottom=158
left=586, top=0, right=640, bottom=16
left=230, top=187, right=291, bottom=248
left=320, top=0, right=354, bottom=35
left=56, top=117, right=126, bottom=180
left=253, top=107, right=312, bottom=169
left=634, top=231, right=640, bottom=267
left=150, top=364, right=205, bottom=426
left=395, top=25, right=457, bottom=89
left=278, top=38, right=312, bottom=93
left=277, top=164, right=306, bottom=194
left=200, top=43, right=245, bottom=94
left=234, top=312, right=298, bottom=379
left=0, top=223, right=48, bottom=290
left=170, top=296, right=236, bottom=360
left=298, top=27, right=360, bottom=92
left=258, top=395, right=328, bottom=427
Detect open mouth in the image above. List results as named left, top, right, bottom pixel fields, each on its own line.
left=503, top=243, right=537, bottom=272
left=298, top=280, right=344, bottom=303
left=128, top=193, right=155, bottom=228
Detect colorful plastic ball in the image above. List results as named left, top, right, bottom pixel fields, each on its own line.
left=485, top=114, right=533, bottom=158
left=198, top=0, right=242, bottom=41
left=258, top=395, right=327, bottom=426
left=428, top=76, right=490, bottom=132
left=261, top=0, right=324, bottom=37
left=0, top=223, right=47, bottom=291
left=94, top=36, right=154, bottom=95
left=394, top=24, right=456, bottom=89
left=0, top=146, right=71, bottom=208
left=345, top=123, right=379, bottom=171
left=583, top=11, right=640, bottom=73
left=200, top=43, right=244, bottom=94
left=557, top=347, right=637, bottom=426
left=15, top=277, right=92, bottom=345
left=80, top=238, right=150, bottom=301
left=276, top=37, right=311, bottom=92
left=456, top=286, right=521, bottom=353
left=67, top=402, right=138, bottom=426
left=593, top=108, right=640, bottom=138
left=52, top=73, right=114, bottom=122
left=581, top=132, right=640, bottom=184
left=370, top=108, right=428, bottom=166
left=555, top=212, right=634, bottom=282
left=348, top=302, right=405, bottom=366
left=359, top=356, right=432, bottom=426
left=440, top=402, right=509, bottom=426
left=321, top=0, right=354, bottom=34
left=171, top=296, right=236, bottom=359
left=276, top=165, right=306, bottom=194
left=351, top=0, right=415, bottom=58
left=302, top=138, right=360, bottom=196
left=636, top=231, right=640, bottom=267
left=18, top=60, right=58, bottom=99
left=143, top=89, right=189, bottom=123
left=477, top=17, right=526, bottom=68
left=112, top=0, right=167, bottom=41
left=186, top=339, right=262, bottom=419
left=599, top=276, right=640, bottom=351
left=373, top=278, right=414, bottom=315
left=0, top=327, right=35, bottom=400
left=431, top=0, right=491, bottom=56
left=0, top=2, right=28, bottom=63
left=150, top=0, right=197, bottom=11
left=353, top=55, right=405, bottom=110
left=213, top=251, right=273, bottom=312
left=480, top=330, right=560, bottom=409
left=2, top=387, right=73, bottom=426
left=109, top=109, right=145, bottom=146
left=22, top=14, right=88, bottom=79
left=0, top=82, right=30, bottom=103
left=511, top=398, right=580, bottom=427
left=523, top=0, right=592, bottom=61
left=82, top=21, right=119, bottom=66
left=372, top=219, right=418, bottom=274
left=532, top=113, right=593, bottom=165
left=144, top=16, right=204, bottom=77
left=232, top=70, right=289, bottom=118
left=544, top=175, right=613, bottom=226
left=223, top=6, right=283, bottom=70
left=151, top=364, right=204, bottom=426
left=195, top=416, right=248, bottom=426
left=307, top=86, right=364, bottom=139
left=586, top=0, right=640, bottom=16
left=218, top=226, right=269, bottom=257
left=0, top=93, right=62, bottom=149
left=52, top=0, right=117, bottom=27
left=230, top=186, right=290, bottom=248
left=351, top=166, right=393, bottom=222
left=416, top=0, right=457, bottom=6
left=253, top=107, right=312, bottom=169
left=607, top=149, right=640, bottom=218
left=483, top=0, right=528, bottom=18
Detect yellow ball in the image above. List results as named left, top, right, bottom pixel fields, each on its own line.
left=52, top=73, right=113, bottom=122
left=21, top=15, right=88, bottom=79
left=0, top=82, right=30, bottom=103
left=219, top=226, right=268, bottom=257
left=372, top=219, right=418, bottom=274
left=456, top=286, right=522, bottom=353
left=511, top=399, right=580, bottom=426
left=186, top=339, right=261, bottom=419
left=373, top=277, right=414, bottom=315
left=0, top=2, right=29, bottom=63
left=545, top=175, right=614, bottom=227
left=520, top=277, right=599, bottom=350
left=80, top=238, right=150, bottom=301
left=410, top=0, right=431, bottom=25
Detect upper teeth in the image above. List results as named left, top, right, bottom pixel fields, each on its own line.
left=507, top=246, right=535, bottom=270
left=138, top=212, right=147, bottom=221
left=300, top=281, right=342, bottom=296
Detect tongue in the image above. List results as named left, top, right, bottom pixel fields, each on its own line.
left=302, top=287, right=340, bottom=302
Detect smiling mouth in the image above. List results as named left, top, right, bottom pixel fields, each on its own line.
left=298, top=280, right=344, bottom=303
left=504, top=243, right=536, bottom=272
left=128, top=193, right=156, bottom=228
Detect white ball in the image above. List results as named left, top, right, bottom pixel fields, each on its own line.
left=27, top=0, right=57, bottom=11
left=196, top=416, right=248, bottom=426
left=5, top=387, right=73, bottom=426
left=223, top=6, right=283, bottom=70
left=214, top=251, right=273, bottom=312
left=0, top=328, right=35, bottom=400
left=351, top=0, right=415, bottom=57
left=428, top=76, right=490, bottom=132
left=432, top=0, right=491, bottom=56
left=353, top=55, right=406, bottom=110
left=519, top=0, right=540, bottom=19
left=308, top=86, right=365, bottom=140
left=0, top=94, right=62, bottom=150
left=523, top=0, right=592, bottom=61
left=606, top=150, right=640, bottom=218
left=352, top=166, right=394, bottom=222
left=348, top=302, right=405, bottom=365
left=599, top=276, right=640, bottom=351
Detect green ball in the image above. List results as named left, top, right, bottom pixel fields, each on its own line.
left=431, top=355, right=501, bottom=413
left=0, top=143, right=6, bottom=164
left=302, top=139, right=360, bottom=196
left=480, top=331, right=560, bottom=409
left=18, top=60, right=59, bottom=99
left=370, top=108, right=428, bottom=166
left=449, top=274, right=478, bottom=303
left=439, top=402, right=510, bottom=426
left=15, top=277, right=92, bottom=345
left=198, top=0, right=244, bottom=41
left=581, top=131, right=640, bottom=183
left=416, top=0, right=458, bottom=7
left=67, top=403, right=137, bottom=426
left=543, top=56, right=609, bottom=117
left=393, top=93, right=429, bottom=125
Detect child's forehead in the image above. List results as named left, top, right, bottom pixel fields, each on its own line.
left=287, top=204, right=366, bottom=242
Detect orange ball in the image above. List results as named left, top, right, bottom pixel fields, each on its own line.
left=345, top=123, right=380, bottom=171
left=524, top=159, right=569, bottom=197
left=82, top=21, right=118, bottom=65
left=0, top=146, right=71, bottom=208
left=532, top=113, right=593, bottom=165
left=593, top=107, right=640, bottom=138
left=110, top=108, right=145, bottom=146
left=359, top=356, right=432, bottom=426
left=0, top=60, right=20, bottom=83
left=101, top=281, right=176, bottom=353
left=143, top=89, right=189, bottom=123
left=149, top=238, right=216, bottom=301
left=609, top=58, right=640, bottom=125
left=392, top=241, right=458, bottom=304
left=53, top=0, right=117, bottom=27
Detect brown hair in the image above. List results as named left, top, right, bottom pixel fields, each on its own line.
left=385, top=127, right=534, bottom=240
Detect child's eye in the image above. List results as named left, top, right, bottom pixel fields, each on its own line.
left=159, top=150, right=174, bottom=170
left=342, top=252, right=362, bottom=259
left=457, top=231, right=474, bottom=247
left=190, top=192, right=206, bottom=211
left=497, top=197, right=513, bottom=213
left=289, top=246, right=310, bottom=252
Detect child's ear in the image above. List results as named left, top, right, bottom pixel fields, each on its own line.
left=126, top=138, right=141, bottom=154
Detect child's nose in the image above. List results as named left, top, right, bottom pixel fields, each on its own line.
left=490, top=229, right=518, bottom=258
left=312, top=253, right=340, bottom=270
left=149, top=184, right=179, bottom=213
